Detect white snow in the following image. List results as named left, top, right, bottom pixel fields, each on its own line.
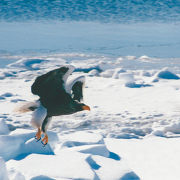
left=100, top=69, right=115, bottom=78
left=0, top=157, right=9, bottom=180
left=105, top=137, right=180, bottom=180
left=112, top=68, right=126, bottom=79
left=1, top=53, right=180, bottom=179
left=0, top=119, right=10, bottom=135
left=118, top=73, right=136, bottom=87
left=7, top=152, right=95, bottom=180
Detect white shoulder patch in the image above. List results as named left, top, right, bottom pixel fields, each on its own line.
left=62, top=65, right=75, bottom=84
left=65, top=75, right=85, bottom=94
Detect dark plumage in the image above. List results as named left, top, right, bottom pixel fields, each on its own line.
left=16, top=65, right=90, bottom=145
left=32, top=66, right=88, bottom=116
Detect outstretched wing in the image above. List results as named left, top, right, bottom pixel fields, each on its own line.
left=65, top=75, right=85, bottom=102
left=31, top=65, right=75, bottom=101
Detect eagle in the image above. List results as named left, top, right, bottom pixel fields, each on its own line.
left=16, top=65, right=90, bottom=145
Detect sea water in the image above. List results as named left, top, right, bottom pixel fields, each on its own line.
left=0, top=0, right=180, bottom=69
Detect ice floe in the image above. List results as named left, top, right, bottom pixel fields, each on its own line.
left=1, top=54, right=180, bottom=179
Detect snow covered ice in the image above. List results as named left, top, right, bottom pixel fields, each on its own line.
left=0, top=54, right=180, bottom=180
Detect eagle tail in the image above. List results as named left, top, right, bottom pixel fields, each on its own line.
left=13, top=101, right=40, bottom=114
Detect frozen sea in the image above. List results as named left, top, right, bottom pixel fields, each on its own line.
left=1, top=1, right=180, bottom=180
left=0, top=0, right=180, bottom=69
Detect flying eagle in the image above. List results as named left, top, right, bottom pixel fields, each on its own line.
left=16, top=65, right=90, bottom=145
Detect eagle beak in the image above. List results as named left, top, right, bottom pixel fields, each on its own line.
left=83, top=105, right=91, bottom=111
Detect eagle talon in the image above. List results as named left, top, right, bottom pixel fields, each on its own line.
left=35, top=128, right=41, bottom=141
left=36, top=137, right=41, bottom=142
left=41, top=133, right=48, bottom=146
left=41, top=141, right=47, bottom=147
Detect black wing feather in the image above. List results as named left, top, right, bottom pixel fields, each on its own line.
left=31, top=67, right=69, bottom=101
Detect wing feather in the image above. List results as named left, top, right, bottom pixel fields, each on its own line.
left=31, top=65, right=75, bottom=101
left=65, top=75, right=85, bottom=102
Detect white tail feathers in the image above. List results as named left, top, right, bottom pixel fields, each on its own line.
left=14, top=100, right=47, bottom=129
left=13, top=101, right=40, bottom=114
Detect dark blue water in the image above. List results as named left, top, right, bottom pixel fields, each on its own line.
left=0, top=0, right=180, bottom=23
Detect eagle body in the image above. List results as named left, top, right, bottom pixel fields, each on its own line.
left=42, top=92, right=84, bottom=117
left=17, top=65, right=90, bottom=145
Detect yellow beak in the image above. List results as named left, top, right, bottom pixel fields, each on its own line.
left=82, top=105, right=91, bottom=111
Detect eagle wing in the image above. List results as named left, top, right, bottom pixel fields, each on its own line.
left=65, top=75, right=85, bottom=102
left=31, top=65, right=75, bottom=101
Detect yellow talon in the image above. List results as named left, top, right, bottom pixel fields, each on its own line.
left=41, top=133, right=48, bottom=145
left=35, top=128, right=41, bottom=141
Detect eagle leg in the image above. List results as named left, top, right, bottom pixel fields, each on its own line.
left=41, top=116, right=51, bottom=146
left=35, top=127, right=41, bottom=141
left=41, top=133, right=48, bottom=146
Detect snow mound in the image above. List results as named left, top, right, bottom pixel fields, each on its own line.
left=88, top=69, right=100, bottom=76
left=5, top=130, right=138, bottom=180
left=152, top=69, right=180, bottom=82
left=60, top=143, right=110, bottom=157
left=16, top=138, right=54, bottom=160
left=147, top=130, right=165, bottom=137
left=98, top=61, right=115, bottom=71
left=0, top=70, right=17, bottom=79
left=139, top=55, right=150, bottom=61
left=108, top=133, right=139, bottom=139
left=56, top=131, right=121, bottom=159
left=0, top=129, right=58, bottom=161
left=112, top=68, right=126, bottom=79
left=117, top=72, right=151, bottom=88
left=157, top=69, right=180, bottom=79
left=77, top=144, right=109, bottom=157
left=119, top=73, right=135, bottom=87
left=0, top=157, right=8, bottom=180
left=60, top=131, right=104, bottom=145
left=163, top=121, right=180, bottom=134
left=0, top=135, right=24, bottom=161
left=7, top=152, right=95, bottom=180
left=8, top=58, right=48, bottom=70
left=11, top=172, right=25, bottom=180
left=140, top=70, right=151, bottom=77
left=74, top=64, right=101, bottom=73
left=0, top=119, right=9, bottom=135
left=100, top=69, right=115, bottom=78
left=92, top=155, right=140, bottom=180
